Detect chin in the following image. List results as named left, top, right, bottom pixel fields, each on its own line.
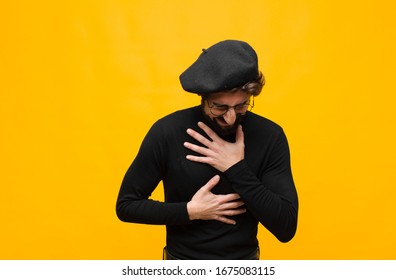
left=201, top=109, right=244, bottom=138
left=214, top=123, right=238, bottom=137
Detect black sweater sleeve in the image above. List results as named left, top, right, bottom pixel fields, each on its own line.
left=116, top=122, right=190, bottom=225
left=223, top=130, right=298, bottom=242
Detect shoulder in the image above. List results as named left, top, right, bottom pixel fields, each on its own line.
left=243, top=113, right=291, bottom=160
left=244, top=112, right=284, bottom=136
left=158, top=106, right=199, bottom=123
left=153, top=106, right=200, bottom=128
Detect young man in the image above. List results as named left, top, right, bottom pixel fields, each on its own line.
left=116, top=40, right=298, bottom=259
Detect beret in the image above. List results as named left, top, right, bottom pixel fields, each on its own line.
left=179, top=40, right=259, bottom=94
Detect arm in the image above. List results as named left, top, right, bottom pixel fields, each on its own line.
left=184, top=122, right=298, bottom=242
left=224, top=131, right=298, bottom=242
left=116, top=122, right=190, bottom=225
left=116, top=121, right=246, bottom=225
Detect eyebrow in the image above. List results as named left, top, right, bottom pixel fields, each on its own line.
left=212, top=99, right=248, bottom=107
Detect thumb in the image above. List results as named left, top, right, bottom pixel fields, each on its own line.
left=201, top=175, right=220, bottom=192
left=236, top=125, right=244, bottom=143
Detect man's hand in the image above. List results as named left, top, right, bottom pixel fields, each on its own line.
left=184, top=122, right=245, bottom=172
left=187, top=175, right=246, bottom=225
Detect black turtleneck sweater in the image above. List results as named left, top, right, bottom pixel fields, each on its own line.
left=116, top=106, right=298, bottom=259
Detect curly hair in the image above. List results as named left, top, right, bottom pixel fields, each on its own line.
left=231, top=71, right=265, bottom=97
left=200, top=71, right=265, bottom=100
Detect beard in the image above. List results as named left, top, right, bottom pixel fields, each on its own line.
left=201, top=108, right=245, bottom=139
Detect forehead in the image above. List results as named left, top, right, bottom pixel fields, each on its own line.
left=207, top=90, right=249, bottom=104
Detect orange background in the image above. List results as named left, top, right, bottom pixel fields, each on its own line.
left=1, top=0, right=396, bottom=259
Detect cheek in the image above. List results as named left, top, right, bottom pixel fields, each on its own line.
left=203, top=105, right=215, bottom=119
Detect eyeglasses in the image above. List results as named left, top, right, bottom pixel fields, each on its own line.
left=207, top=97, right=254, bottom=117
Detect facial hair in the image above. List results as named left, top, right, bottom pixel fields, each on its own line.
left=201, top=109, right=245, bottom=139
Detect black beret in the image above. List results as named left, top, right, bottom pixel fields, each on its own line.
left=179, top=40, right=259, bottom=94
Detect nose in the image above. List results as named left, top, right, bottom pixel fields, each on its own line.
left=223, top=108, right=237, bottom=125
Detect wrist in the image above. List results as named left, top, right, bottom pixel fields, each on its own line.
left=223, top=159, right=244, bottom=173
left=186, top=201, right=198, bottom=221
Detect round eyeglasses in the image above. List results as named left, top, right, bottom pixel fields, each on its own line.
left=207, top=97, right=254, bottom=117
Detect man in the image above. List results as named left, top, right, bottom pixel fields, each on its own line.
left=116, top=40, right=298, bottom=260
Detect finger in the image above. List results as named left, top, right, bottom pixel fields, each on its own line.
left=216, top=216, right=237, bottom=225
left=184, top=141, right=211, bottom=156
left=219, top=193, right=241, bottom=202
left=201, top=175, right=220, bottom=192
left=236, top=125, right=244, bottom=144
left=198, top=122, right=220, bottom=142
left=221, top=200, right=245, bottom=210
left=185, top=154, right=211, bottom=165
left=186, top=128, right=213, bottom=147
left=221, top=208, right=247, bottom=216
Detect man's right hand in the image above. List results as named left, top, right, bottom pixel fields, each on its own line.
left=186, top=175, right=246, bottom=225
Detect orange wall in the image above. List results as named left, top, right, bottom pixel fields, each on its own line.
left=1, top=0, right=396, bottom=259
